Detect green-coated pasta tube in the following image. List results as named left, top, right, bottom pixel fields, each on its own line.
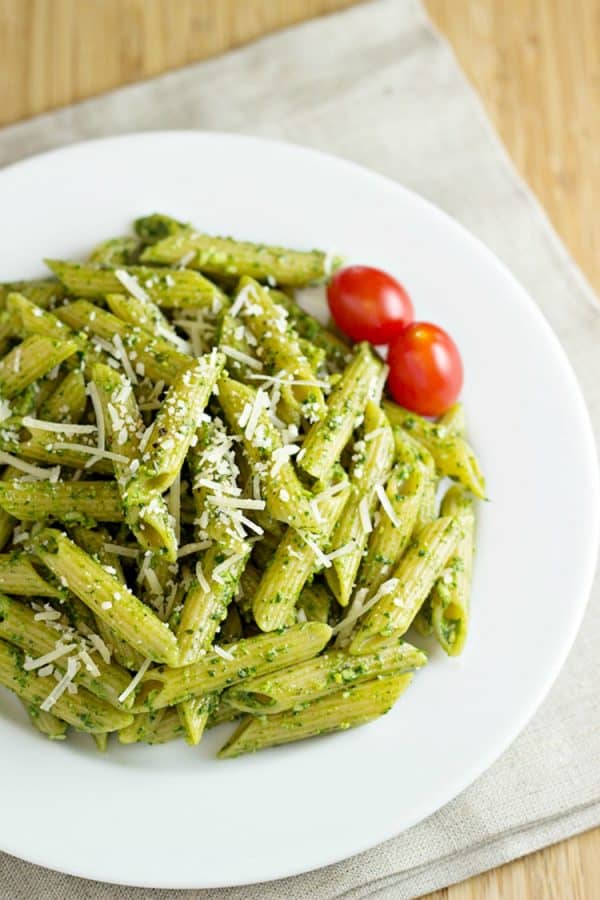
left=252, top=481, right=350, bottom=631
left=30, top=528, right=179, bottom=666
left=233, top=277, right=326, bottom=420
left=6, top=437, right=113, bottom=475
left=414, top=454, right=438, bottom=531
left=177, top=692, right=219, bottom=746
left=0, top=335, right=78, bottom=399
left=6, top=292, right=86, bottom=349
left=297, top=582, right=332, bottom=624
left=133, top=622, right=332, bottom=711
left=224, top=639, right=426, bottom=714
left=0, top=312, right=12, bottom=356
left=411, top=598, right=434, bottom=639
left=299, top=343, right=383, bottom=482
left=46, top=260, right=227, bottom=311
left=298, top=338, right=326, bottom=376
left=236, top=561, right=261, bottom=619
left=128, top=350, right=224, bottom=498
left=55, top=301, right=191, bottom=384
left=91, top=733, right=109, bottom=752
left=118, top=708, right=171, bottom=744
left=0, top=593, right=135, bottom=710
left=273, top=291, right=351, bottom=371
left=218, top=672, right=413, bottom=758
left=218, top=377, right=321, bottom=533
left=7, top=383, right=40, bottom=418
left=141, top=231, right=343, bottom=287
left=357, top=441, right=426, bottom=595
left=217, top=312, right=258, bottom=382
left=391, top=427, right=438, bottom=532
left=220, top=603, right=244, bottom=642
left=69, top=525, right=146, bottom=672
left=0, top=466, right=20, bottom=551
left=90, top=362, right=177, bottom=561
left=325, top=402, right=394, bottom=606
left=88, top=236, right=141, bottom=266
left=38, top=370, right=87, bottom=424
left=349, top=517, right=460, bottom=655
left=429, top=486, right=475, bottom=656
left=120, top=706, right=198, bottom=745
left=207, top=699, right=241, bottom=730
left=105, top=292, right=185, bottom=351
left=0, top=553, right=63, bottom=598
left=145, top=709, right=188, bottom=744
left=0, top=639, right=133, bottom=733
left=0, top=279, right=65, bottom=310
left=438, top=403, right=465, bottom=436
left=383, top=401, right=485, bottom=499
left=0, top=481, right=124, bottom=524
left=177, top=543, right=250, bottom=665
left=134, top=213, right=191, bottom=243
left=22, top=701, right=69, bottom=740
left=188, top=417, right=247, bottom=555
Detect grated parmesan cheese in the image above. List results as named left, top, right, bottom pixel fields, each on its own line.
left=41, top=656, right=80, bottom=711
left=0, top=451, right=61, bottom=481
left=103, top=542, right=139, bottom=559
left=86, top=381, right=106, bottom=452
left=324, top=542, right=356, bottom=564
left=300, top=533, right=330, bottom=568
left=221, top=345, right=262, bottom=371
left=118, top=658, right=152, bottom=704
left=177, top=541, right=212, bottom=559
left=138, top=423, right=154, bottom=454
left=213, top=644, right=235, bottom=662
left=114, top=269, right=150, bottom=305
left=375, top=483, right=400, bottom=527
left=237, top=402, right=252, bottom=430
left=364, top=427, right=388, bottom=443
left=177, top=250, right=196, bottom=268
left=112, top=334, right=138, bottom=385
left=314, top=480, right=347, bottom=503
left=358, top=497, right=372, bottom=534
left=206, top=496, right=265, bottom=510
left=0, top=399, right=12, bottom=423
left=37, top=664, right=54, bottom=678
left=54, top=443, right=129, bottom=465
left=24, top=642, right=77, bottom=671
left=213, top=551, right=249, bottom=578
left=79, top=648, right=101, bottom=677
left=21, top=416, right=97, bottom=436
left=195, top=560, right=210, bottom=592
left=332, top=579, right=399, bottom=639
left=168, top=471, right=181, bottom=544
left=88, top=633, right=111, bottom=664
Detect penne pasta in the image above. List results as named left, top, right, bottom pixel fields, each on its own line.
left=218, top=672, right=413, bottom=758
left=0, top=216, right=482, bottom=760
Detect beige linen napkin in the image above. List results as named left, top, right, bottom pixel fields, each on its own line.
left=1, top=2, right=599, bottom=897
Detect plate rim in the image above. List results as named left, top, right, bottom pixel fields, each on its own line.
left=0, top=130, right=598, bottom=889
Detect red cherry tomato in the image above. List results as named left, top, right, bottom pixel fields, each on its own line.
left=327, top=266, right=414, bottom=344
left=387, top=322, right=463, bottom=417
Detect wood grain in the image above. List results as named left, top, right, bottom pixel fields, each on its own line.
left=0, top=0, right=356, bottom=126
left=0, top=1, right=598, bottom=897
left=426, top=0, right=600, bottom=296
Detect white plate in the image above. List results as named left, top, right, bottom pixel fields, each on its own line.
left=0, top=132, right=597, bottom=889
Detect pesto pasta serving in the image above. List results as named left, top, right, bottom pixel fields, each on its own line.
left=0, top=214, right=484, bottom=757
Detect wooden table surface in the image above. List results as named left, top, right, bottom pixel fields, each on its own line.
left=1, top=1, right=598, bottom=897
